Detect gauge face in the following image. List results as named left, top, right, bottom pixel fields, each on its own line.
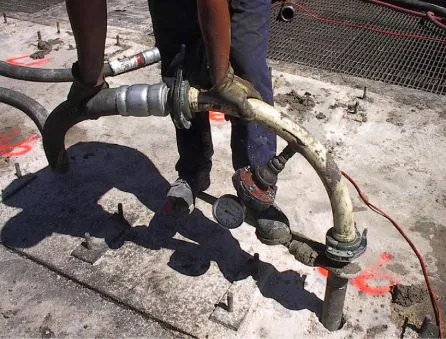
left=212, top=194, right=245, bottom=229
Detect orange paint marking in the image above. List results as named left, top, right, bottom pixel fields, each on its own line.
left=209, top=111, right=226, bottom=122
left=6, top=55, right=49, bottom=67
left=317, top=252, right=399, bottom=296
left=0, top=130, right=40, bottom=157
left=317, top=267, right=328, bottom=277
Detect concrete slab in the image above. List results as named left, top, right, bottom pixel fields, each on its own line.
left=0, top=245, right=185, bottom=338
left=0, top=5, right=445, bottom=338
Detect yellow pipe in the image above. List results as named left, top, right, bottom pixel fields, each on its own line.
left=189, top=88, right=356, bottom=243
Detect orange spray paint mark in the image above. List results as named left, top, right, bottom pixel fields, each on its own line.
left=317, top=252, right=399, bottom=296
left=317, top=267, right=328, bottom=277
left=6, top=55, right=49, bottom=67
left=209, top=111, right=226, bottom=123
left=351, top=252, right=399, bottom=296
left=0, top=130, right=40, bottom=157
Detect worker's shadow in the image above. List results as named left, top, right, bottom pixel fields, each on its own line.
left=1, top=141, right=321, bottom=316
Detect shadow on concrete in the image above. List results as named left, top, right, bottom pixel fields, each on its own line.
left=1, top=141, right=321, bottom=316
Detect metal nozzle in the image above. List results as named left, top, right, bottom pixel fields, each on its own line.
left=279, top=5, right=295, bottom=22
left=116, top=83, right=169, bottom=117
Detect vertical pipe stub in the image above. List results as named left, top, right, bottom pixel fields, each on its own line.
left=321, top=272, right=348, bottom=331
left=227, top=292, right=234, bottom=312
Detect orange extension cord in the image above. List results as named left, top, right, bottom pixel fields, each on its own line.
left=341, top=171, right=444, bottom=338
left=269, top=2, right=444, bottom=334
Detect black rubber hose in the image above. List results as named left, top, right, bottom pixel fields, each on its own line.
left=378, top=0, right=446, bottom=17
left=43, top=88, right=118, bottom=173
left=0, top=62, right=113, bottom=83
left=0, top=87, right=48, bottom=132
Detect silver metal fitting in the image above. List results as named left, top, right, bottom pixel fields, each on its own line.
left=116, top=83, right=169, bottom=117
left=141, top=48, right=161, bottom=66
left=108, top=47, right=161, bottom=75
left=279, top=5, right=295, bottom=22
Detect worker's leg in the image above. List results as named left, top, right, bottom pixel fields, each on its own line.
left=229, top=0, right=276, bottom=171
left=229, top=0, right=291, bottom=245
left=149, top=0, right=213, bottom=216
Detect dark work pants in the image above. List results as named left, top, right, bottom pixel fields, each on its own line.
left=148, top=0, right=276, bottom=183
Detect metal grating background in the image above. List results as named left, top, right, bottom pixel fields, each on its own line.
left=0, top=0, right=64, bottom=13
left=269, top=0, right=446, bottom=94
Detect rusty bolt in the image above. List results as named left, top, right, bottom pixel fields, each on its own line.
left=14, top=163, right=22, bottom=178
left=116, top=34, right=120, bottom=46
left=3, top=13, right=7, bottom=24
left=227, top=292, right=234, bottom=312
left=84, top=232, right=92, bottom=249
left=56, top=22, right=60, bottom=34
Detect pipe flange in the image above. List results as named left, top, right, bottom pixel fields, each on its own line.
left=169, top=74, right=192, bottom=129
left=325, top=228, right=367, bottom=263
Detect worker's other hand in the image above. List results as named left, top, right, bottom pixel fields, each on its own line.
left=209, top=65, right=262, bottom=120
left=67, top=62, right=108, bottom=112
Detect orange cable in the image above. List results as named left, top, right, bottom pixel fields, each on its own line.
left=341, top=171, right=444, bottom=338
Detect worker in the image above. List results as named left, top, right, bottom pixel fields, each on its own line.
left=64, top=0, right=292, bottom=245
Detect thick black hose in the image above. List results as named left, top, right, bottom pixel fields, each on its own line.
left=0, top=87, right=48, bottom=132
left=379, top=0, right=446, bottom=17
left=43, top=88, right=119, bottom=173
left=0, top=61, right=113, bottom=83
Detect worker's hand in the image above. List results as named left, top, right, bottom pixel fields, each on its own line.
left=208, top=65, right=262, bottom=120
left=67, top=62, right=108, bottom=112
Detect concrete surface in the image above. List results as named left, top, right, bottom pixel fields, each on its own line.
left=0, top=2, right=445, bottom=338
left=0, top=246, right=186, bottom=338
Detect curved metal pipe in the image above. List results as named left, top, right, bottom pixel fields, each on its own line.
left=189, top=88, right=356, bottom=243
left=0, top=87, right=48, bottom=132
left=252, top=100, right=355, bottom=242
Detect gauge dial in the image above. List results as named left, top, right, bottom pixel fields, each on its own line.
left=212, top=194, right=246, bottom=229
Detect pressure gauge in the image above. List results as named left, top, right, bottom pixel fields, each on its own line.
left=212, top=194, right=246, bottom=229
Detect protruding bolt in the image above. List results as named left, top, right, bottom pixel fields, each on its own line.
left=84, top=232, right=92, bottom=249
left=227, top=292, right=234, bottom=312
left=14, top=163, right=22, bottom=178
left=56, top=22, right=60, bottom=34
left=37, top=31, right=42, bottom=41
left=420, top=315, right=432, bottom=333
left=354, top=101, right=359, bottom=114
left=116, top=34, right=120, bottom=46
left=3, top=13, right=7, bottom=24
left=302, top=274, right=307, bottom=288
left=118, top=203, right=124, bottom=218
left=362, top=86, right=367, bottom=100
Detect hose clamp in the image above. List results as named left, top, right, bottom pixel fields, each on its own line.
left=325, top=228, right=367, bottom=263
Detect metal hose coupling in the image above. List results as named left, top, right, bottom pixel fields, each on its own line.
left=43, top=83, right=170, bottom=173
left=115, top=83, right=169, bottom=117
left=108, top=47, right=161, bottom=76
